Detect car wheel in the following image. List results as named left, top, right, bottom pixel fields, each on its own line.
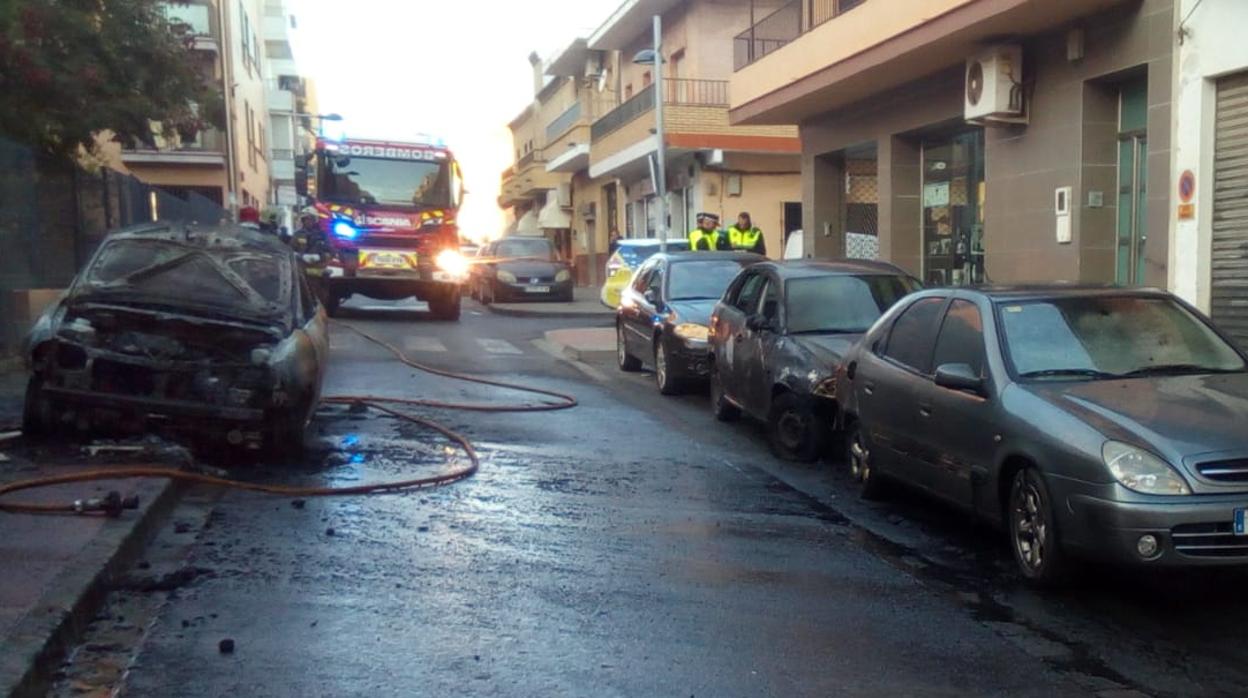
left=21, top=375, right=54, bottom=437
left=710, top=362, right=740, bottom=422
left=429, top=289, right=461, bottom=321
left=654, top=339, right=682, bottom=395
left=324, top=294, right=342, bottom=317
left=268, top=410, right=307, bottom=463
left=767, top=392, right=825, bottom=462
left=1008, top=468, right=1071, bottom=586
left=617, top=324, right=642, bottom=372
left=846, top=420, right=886, bottom=500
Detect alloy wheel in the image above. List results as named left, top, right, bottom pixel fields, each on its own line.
left=849, top=431, right=869, bottom=483
left=655, top=345, right=668, bottom=389
left=1012, top=476, right=1047, bottom=573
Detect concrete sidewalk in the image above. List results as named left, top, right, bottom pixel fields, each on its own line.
left=543, top=327, right=616, bottom=362
left=486, top=286, right=614, bottom=321
left=0, top=437, right=180, bottom=697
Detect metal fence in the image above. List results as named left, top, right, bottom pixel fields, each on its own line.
left=591, top=84, right=656, bottom=142
left=0, top=136, right=226, bottom=354
left=546, top=101, right=583, bottom=143
left=734, top=0, right=870, bottom=71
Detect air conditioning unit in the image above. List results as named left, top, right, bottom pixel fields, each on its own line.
left=964, top=44, right=1026, bottom=124
left=579, top=201, right=597, bottom=219
left=556, top=183, right=572, bottom=208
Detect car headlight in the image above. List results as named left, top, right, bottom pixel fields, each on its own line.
left=497, top=270, right=517, bottom=283
left=435, top=249, right=469, bottom=277
left=1102, top=441, right=1190, bottom=495
left=555, top=269, right=571, bottom=283
left=813, top=377, right=837, bottom=399
left=674, top=323, right=710, bottom=343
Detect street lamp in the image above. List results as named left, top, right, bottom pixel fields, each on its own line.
left=633, top=15, right=668, bottom=252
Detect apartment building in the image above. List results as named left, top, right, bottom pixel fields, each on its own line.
left=263, top=0, right=318, bottom=218
left=500, top=0, right=805, bottom=284
left=1169, top=0, right=1248, bottom=348
left=730, top=0, right=1175, bottom=289
left=118, top=0, right=272, bottom=214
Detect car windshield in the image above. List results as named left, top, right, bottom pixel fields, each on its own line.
left=320, top=155, right=450, bottom=209
left=82, top=240, right=284, bottom=312
left=617, top=241, right=690, bottom=268
left=496, top=239, right=556, bottom=260
left=785, top=275, right=919, bottom=334
left=999, top=295, right=1247, bottom=379
left=667, top=260, right=751, bottom=300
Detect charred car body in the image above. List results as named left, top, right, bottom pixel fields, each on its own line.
left=23, top=224, right=328, bottom=454
left=709, top=260, right=919, bottom=461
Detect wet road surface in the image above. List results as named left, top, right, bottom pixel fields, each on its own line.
left=57, top=298, right=1248, bottom=697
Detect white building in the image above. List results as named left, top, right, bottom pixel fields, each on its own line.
left=262, top=0, right=316, bottom=218
left=1170, top=0, right=1248, bottom=347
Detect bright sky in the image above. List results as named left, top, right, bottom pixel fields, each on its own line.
left=288, top=0, right=620, bottom=242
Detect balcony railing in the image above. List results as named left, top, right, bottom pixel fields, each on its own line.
left=517, top=150, right=546, bottom=168
left=590, top=79, right=730, bottom=141
left=734, top=0, right=870, bottom=71
left=546, top=101, right=583, bottom=142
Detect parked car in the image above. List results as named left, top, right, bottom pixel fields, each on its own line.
left=616, top=251, right=764, bottom=394
left=472, top=237, right=574, bottom=303
left=837, top=285, right=1248, bottom=583
left=601, top=238, right=691, bottom=309
left=709, top=260, right=919, bottom=461
left=22, top=223, right=328, bottom=455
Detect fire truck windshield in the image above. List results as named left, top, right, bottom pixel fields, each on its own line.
left=320, top=156, right=451, bottom=209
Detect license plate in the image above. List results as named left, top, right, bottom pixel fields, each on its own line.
left=1236, top=509, right=1247, bottom=536
left=524, top=286, right=550, bottom=294
left=359, top=250, right=411, bottom=270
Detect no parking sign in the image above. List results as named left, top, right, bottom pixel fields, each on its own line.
left=1178, top=170, right=1196, bottom=220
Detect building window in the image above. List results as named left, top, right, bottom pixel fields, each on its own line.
left=921, top=129, right=985, bottom=286
left=642, top=71, right=652, bottom=87
left=239, top=2, right=252, bottom=76
left=245, top=101, right=256, bottom=168
left=625, top=84, right=634, bottom=100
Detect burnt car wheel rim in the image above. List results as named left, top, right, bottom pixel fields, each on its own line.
left=655, top=345, right=668, bottom=388
left=1012, top=477, right=1047, bottom=572
left=849, top=431, right=870, bottom=482
left=777, top=408, right=809, bottom=451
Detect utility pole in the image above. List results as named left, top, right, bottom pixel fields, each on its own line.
left=652, top=15, right=668, bottom=252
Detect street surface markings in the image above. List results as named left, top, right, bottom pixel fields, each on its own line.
left=477, top=338, right=523, bottom=355
left=403, top=336, right=448, bottom=353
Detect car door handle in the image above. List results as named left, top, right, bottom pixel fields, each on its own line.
left=918, top=404, right=932, bottom=418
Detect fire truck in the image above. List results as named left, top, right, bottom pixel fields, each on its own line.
left=295, top=137, right=468, bottom=320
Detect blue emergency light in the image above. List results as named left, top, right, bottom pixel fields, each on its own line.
left=333, top=220, right=358, bottom=239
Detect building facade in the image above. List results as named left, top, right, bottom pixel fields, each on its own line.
left=500, top=0, right=805, bottom=286
left=263, top=0, right=318, bottom=225
left=1169, top=0, right=1248, bottom=348
left=118, top=0, right=272, bottom=216
left=730, top=0, right=1176, bottom=288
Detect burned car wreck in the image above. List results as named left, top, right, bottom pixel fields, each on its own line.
left=22, top=224, right=328, bottom=454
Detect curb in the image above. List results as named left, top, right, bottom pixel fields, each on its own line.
left=485, top=304, right=614, bottom=322
left=0, top=477, right=185, bottom=698
left=556, top=344, right=616, bottom=363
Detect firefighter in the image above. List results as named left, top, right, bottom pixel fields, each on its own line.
left=293, top=207, right=327, bottom=254
left=728, top=212, right=766, bottom=256
left=688, top=213, right=729, bottom=251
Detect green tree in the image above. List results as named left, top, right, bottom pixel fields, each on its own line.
left=0, top=0, right=223, bottom=159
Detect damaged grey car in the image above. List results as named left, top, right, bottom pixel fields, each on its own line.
left=22, top=224, right=328, bottom=456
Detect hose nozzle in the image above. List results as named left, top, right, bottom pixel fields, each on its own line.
left=73, top=491, right=140, bottom=517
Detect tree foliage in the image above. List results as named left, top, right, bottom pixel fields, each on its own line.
left=0, top=0, right=224, bottom=159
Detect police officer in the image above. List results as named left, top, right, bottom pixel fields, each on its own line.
left=688, top=212, right=730, bottom=251
left=728, top=212, right=766, bottom=256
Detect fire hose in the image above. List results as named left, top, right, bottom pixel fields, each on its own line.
left=0, top=320, right=578, bottom=516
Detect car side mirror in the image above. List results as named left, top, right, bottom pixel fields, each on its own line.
left=746, top=315, right=775, bottom=333
left=934, top=363, right=985, bottom=395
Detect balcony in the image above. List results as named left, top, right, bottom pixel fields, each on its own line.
left=730, top=0, right=1132, bottom=125
left=546, top=102, right=583, bottom=143
left=734, top=0, right=868, bottom=71
left=590, top=79, right=730, bottom=142
left=123, top=128, right=227, bottom=166
left=161, top=1, right=219, bottom=49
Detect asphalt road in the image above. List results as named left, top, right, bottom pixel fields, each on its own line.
left=56, top=297, right=1248, bottom=697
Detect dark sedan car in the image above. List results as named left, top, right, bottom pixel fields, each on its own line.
left=23, top=224, right=328, bottom=456
left=708, top=260, right=919, bottom=461
left=617, top=251, right=764, bottom=394
left=473, top=237, right=574, bottom=303
left=838, top=286, right=1248, bottom=583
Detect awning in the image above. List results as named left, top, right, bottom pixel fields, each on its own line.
left=515, top=209, right=542, bottom=236
left=538, top=192, right=571, bottom=229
